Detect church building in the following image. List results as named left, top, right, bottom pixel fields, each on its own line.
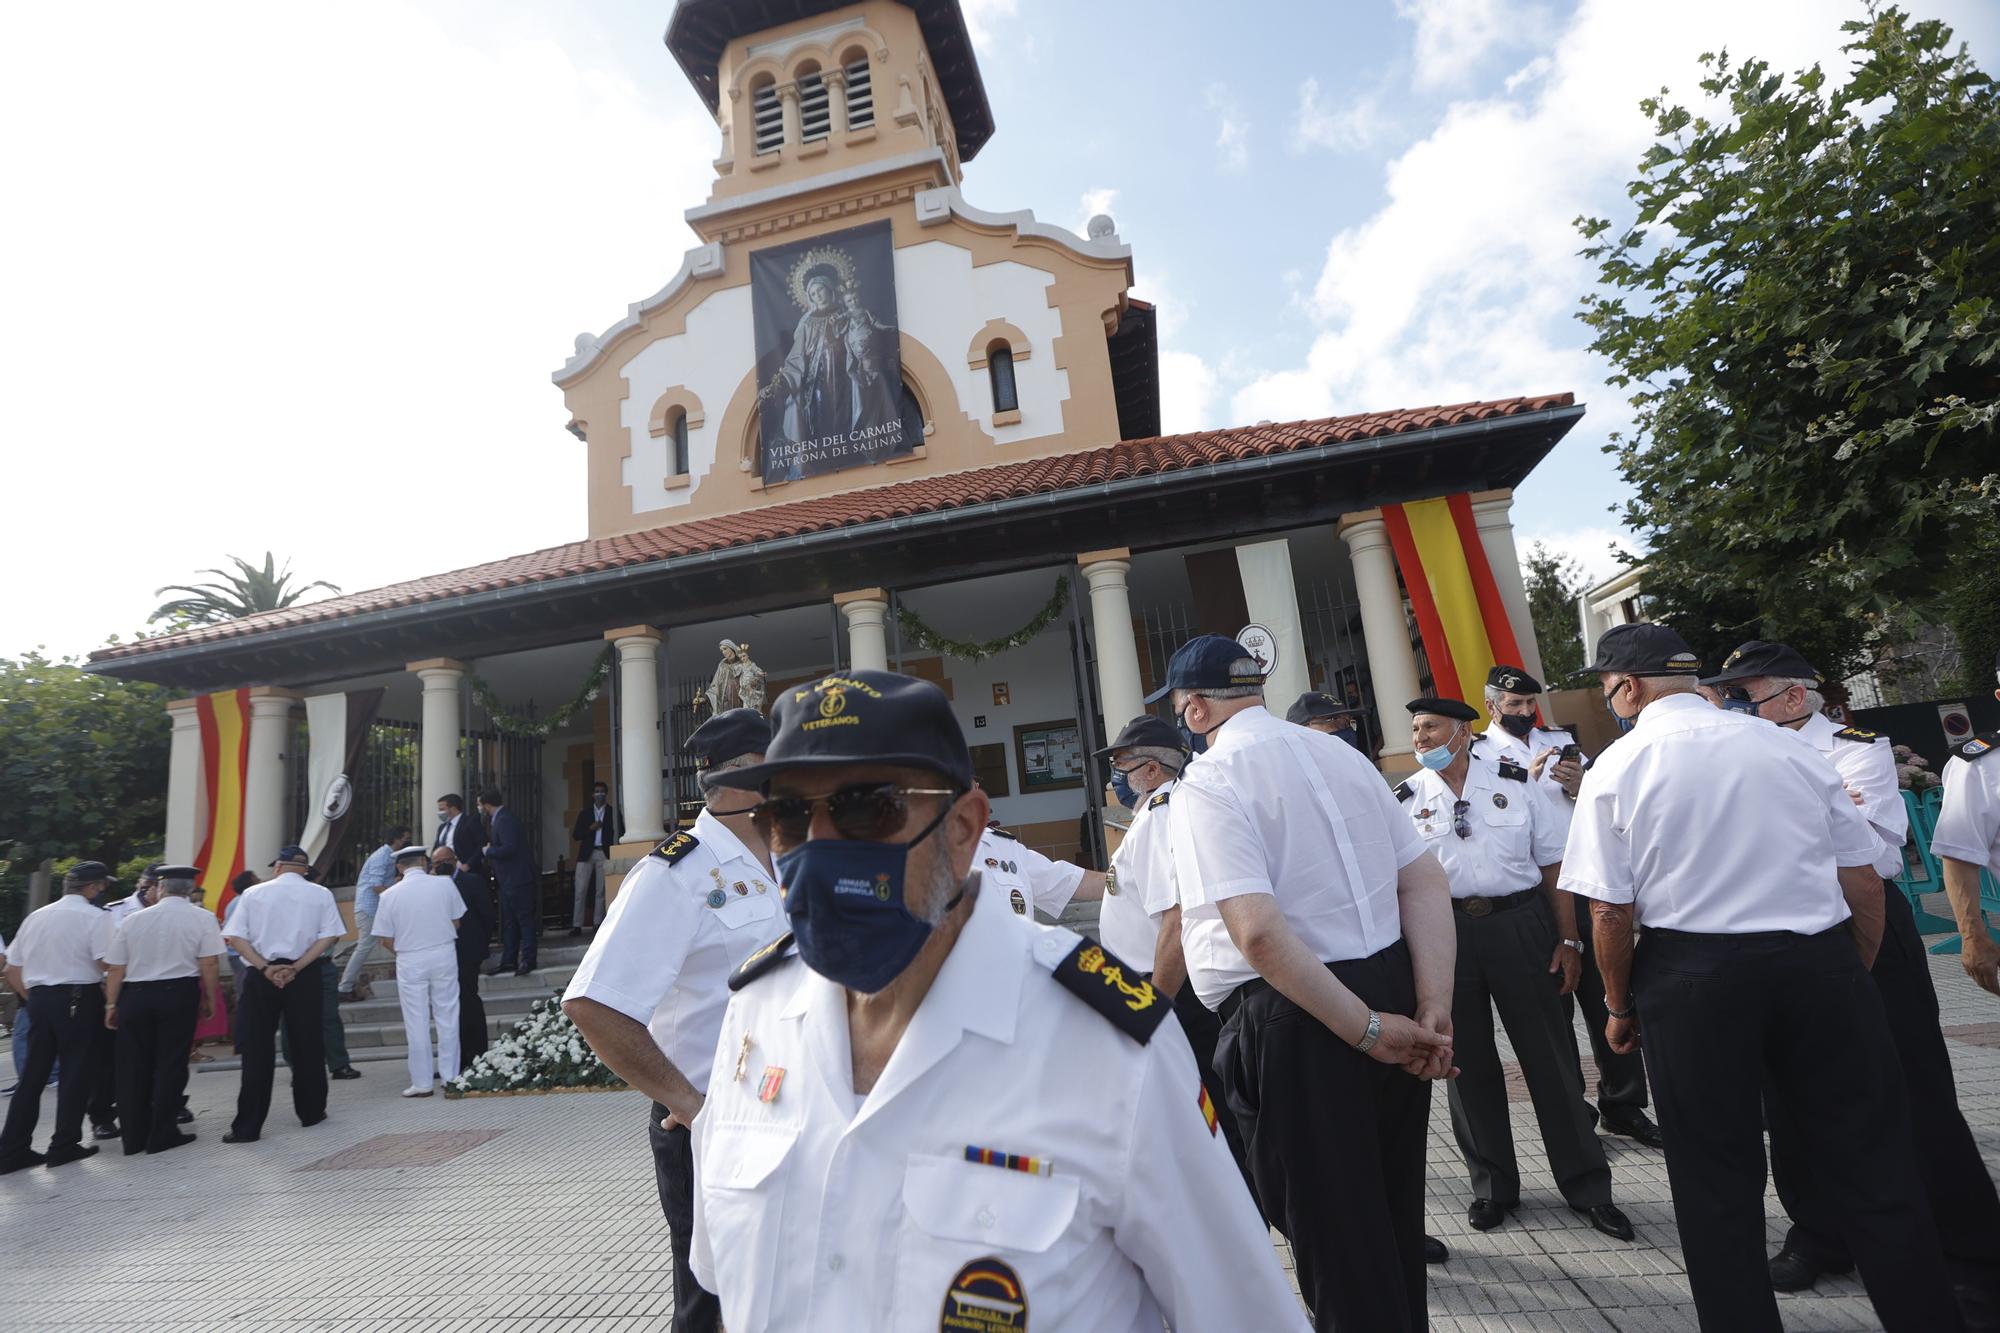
left=91, top=0, right=1582, bottom=908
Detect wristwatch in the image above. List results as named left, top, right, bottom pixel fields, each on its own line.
left=1607, top=1001, right=1636, bottom=1020
left=1559, top=938, right=1584, bottom=954
left=1354, top=1010, right=1383, bottom=1054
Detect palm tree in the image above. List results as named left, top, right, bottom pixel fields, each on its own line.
left=150, top=552, right=342, bottom=626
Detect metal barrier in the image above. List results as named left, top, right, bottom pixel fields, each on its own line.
left=1895, top=786, right=2000, bottom=954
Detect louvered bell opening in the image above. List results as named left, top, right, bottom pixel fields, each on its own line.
left=844, top=59, right=874, bottom=129
left=798, top=70, right=831, bottom=142
left=752, top=82, right=783, bottom=154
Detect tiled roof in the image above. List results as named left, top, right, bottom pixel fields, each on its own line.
left=92, top=394, right=1574, bottom=663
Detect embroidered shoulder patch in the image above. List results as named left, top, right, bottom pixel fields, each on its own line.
left=1392, top=781, right=1414, bottom=803
left=650, top=830, right=700, bottom=866
left=942, top=1257, right=1028, bottom=1330
left=1147, top=789, right=1171, bottom=810
left=1959, top=734, right=1998, bottom=762
left=1496, top=760, right=1530, bottom=782
left=986, top=826, right=1020, bottom=843
left=728, top=931, right=797, bottom=992
left=1835, top=726, right=1885, bottom=743
left=1051, top=939, right=1168, bottom=1044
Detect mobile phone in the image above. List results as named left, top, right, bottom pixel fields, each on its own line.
left=1559, top=744, right=1581, bottom=764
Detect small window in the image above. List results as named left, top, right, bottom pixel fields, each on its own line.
left=751, top=78, right=782, bottom=154
left=987, top=345, right=1019, bottom=415
left=844, top=54, right=874, bottom=129
left=797, top=65, right=831, bottom=142
left=670, top=409, right=690, bottom=476
left=899, top=381, right=926, bottom=449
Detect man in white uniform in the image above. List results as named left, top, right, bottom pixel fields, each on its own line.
left=978, top=824, right=1103, bottom=921
left=0, top=862, right=116, bottom=1172
left=104, top=864, right=222, bottom=1155
left=371, top=844, right=465, bottom=1097
left=564, top=708, right=783, bottom=1333
left=223, top=845, right=345, bottom=1143
left=1933, top=648, right=2000, bottom=996
left=1563, top=622, right=1957, bottom=1332
left=694, top=670, right=1305, bottom=1332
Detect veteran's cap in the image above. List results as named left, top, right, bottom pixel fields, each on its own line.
left=688, top=707, right=773, bottom=784
left=1285, top=692, right=1365, bottom=726
left=271, top=844, right=311, bottom=867
left=1095, top=714, right=1187, bottom=756
left=1141, top=634, right=1268, bottom=705
left=1578, top=623, right=1704, bottom=677
left=153, top=864, right=203, bottom=880
left=1487, top=665, right=1542, bottom=695
left=708, top=670, right=974, bottom=792
left=1407, top=696, right=1480, bottom=722
left=1699, top=640, right=1820, bottom=688
left=63, top=861, right=118, bottom=887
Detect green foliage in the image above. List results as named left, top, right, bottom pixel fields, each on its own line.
left=151, top=551, right=340, bottom=626
left=1941, top=525, right=2000, bottom=693
left=0, top=651, right=170, bottom=933
left=1523, top=543, right=1589, bottom=682
left=896, top=576, right=1072, bottom=661
left=1577, top=8, right=2000, bottom=683
left=469, top=649, right=611, bottom=739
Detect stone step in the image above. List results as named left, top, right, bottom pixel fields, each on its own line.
left=346, top=936, right=597, bottom=984
left=348, top=964, right=576, bottom=1008
left=338, top=988, right=549, bottom=1028
left=338, top=1012, right=527, bottom=1049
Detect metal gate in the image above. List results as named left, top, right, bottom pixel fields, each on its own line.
left=666, top=675, right=709, bottom=831
left=1135, top=602, right=1196, bottom=716
left=461, top=728, right=543, bottom=874
left=289, top=717, right=422, bottom=887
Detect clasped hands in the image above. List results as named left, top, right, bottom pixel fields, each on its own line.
left=1366, top=1001, right=1458, bottom=1081
left=263, top=963, right=299, bottom=988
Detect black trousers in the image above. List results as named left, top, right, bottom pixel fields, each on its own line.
left=648, top=1107, right=721, bottom=1333
left=115, top=978, right=200, bottom=1154
left=1636, top=925, right=1959, bottom=1333
left=0, top=985, right=102, bottom=1159
left=232, top=958, right=329, bottom=1138
left=1172, top=983, right=1257, bottom=1213
left=1565, top=894, right=1650, bottom=1117
left=1769, top=882, right=2000, bottom=1321
left=496, top=884, right=538, bottom=970
left=456, top=928, right=489, bottom=1062
left=1215, top=939, right=1429, bottom=1333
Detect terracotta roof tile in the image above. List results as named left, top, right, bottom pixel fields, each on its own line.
left=93, top=395, right=1573, bottom=663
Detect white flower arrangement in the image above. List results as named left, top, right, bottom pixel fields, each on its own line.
left=443, top=990, right=627, bottom=1097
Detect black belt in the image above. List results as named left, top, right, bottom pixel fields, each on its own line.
left=1452, top=886, right=1539, bottom=918
left=1644, top=924, right=1846, bottom=944
left=123, top=976, right=199, bottom=988
left=1217, top=976, right=1268, bottom=1025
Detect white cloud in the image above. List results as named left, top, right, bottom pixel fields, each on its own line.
left=1206, top=85, right=1250, bottom=172
left=1076, top=187, right=1121, bottom=235
left=1157, top=350, right=1220, bottom=436
left=960, top=0, right=1020, bottom=52
left=1516, top=526, right=1642, bottom=587
left=1291, top=77, right=1387, bottom=153
left=1395, top=0, right=1546, bottom=90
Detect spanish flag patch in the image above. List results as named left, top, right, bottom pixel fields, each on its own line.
left=1198, top=1084, right=1218, bottom=1137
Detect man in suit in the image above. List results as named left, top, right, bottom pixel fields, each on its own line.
left=569, top=782, right=622, bottom=936
left=435, top=793, right=490, bottom=966
left=429, top=847, right=492, bottom=1062
left=480, top=788, right=539, bottom=977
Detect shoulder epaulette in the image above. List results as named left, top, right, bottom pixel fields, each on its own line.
left=1958, top=733, right=1999, bottom=762
left=987, top=826, right=1019, bottom=842
left=1497, top=759, right=1529, bottom=782
left=1835, top=726, right=1885, bottom=744
left=1392, top=780, right=1414, bottom=803
left=1147, top=789, right=1171, bottom=810
left=1051, top=939, right=1169, bottom=1044
left=728, top=931, right=797, bottom=992
left=649, top=830, right=700, bottom=866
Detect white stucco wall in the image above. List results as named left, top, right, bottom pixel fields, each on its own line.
left=618, top=283, right=753, bottom=516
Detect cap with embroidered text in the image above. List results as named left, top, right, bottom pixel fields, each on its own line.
left=271, top=845, right=310, bottom=867
left=1578, top=623, right=1704, bottom=677
left=688, top=707, right=773, bottom=784
left=153, top=864, right=203, bottom=880
left=1141, top=633, right=1269, bottom=705
left=1096, top=714, right=1187, bottom=756
left=708, top=669, right=974, bottom=792
left=1487, top=665, right=1542, bottom=695
left=1699, top=640, right=1820, bottom=688
left=63, top=861, right=118, bottom=887
left=1285, top=692, right=1366, bottom=726
left=1407, top=696, right=1480, bottom=722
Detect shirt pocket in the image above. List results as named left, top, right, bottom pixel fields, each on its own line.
left=698, top=1120, right=799, bottom=1328
left=893, top=1153, right=1082, bottom=1327
left=714, top=893, right=779, bottom=932
left=1479, top=793, right=1529, bottom=830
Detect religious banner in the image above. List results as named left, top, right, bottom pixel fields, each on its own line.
left=750, top=219, right=911, bottom=484
left=1380, top=494, right=1526, bottom=725
left=298, top=686, right=386, bottom=882
left=191, top=688, right=251, bottom=918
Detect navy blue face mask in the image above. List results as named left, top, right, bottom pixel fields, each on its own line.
left=777, top=804, right=962, bottom=994
left=1109, top=766, right=1139, bottom=810
left=1175, top=704, right=1212, bottom=755
left=1602, top=684, right=1635, bottom=734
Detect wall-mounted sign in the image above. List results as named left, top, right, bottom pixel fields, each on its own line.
left=1939, top=702, right=1974, bottom=745
left=1014, top=719, right=1085, bottom=792
left=992, top=682, right=1010, bottom=706
left=750, top=219, right=911, bottom=485
left=1236, top=623, right=1278, bottom=676
left=973, top=715, right=988, bottom=729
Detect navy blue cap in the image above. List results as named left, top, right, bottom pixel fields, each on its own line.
left=688, top=707, right=772, bottom=772
left=154, top=864, right=203, bottom=880
left=63, top=861, right=117, bottom=886
left=271, top=845, right=310, bottom=867
left=1286, top=692, right=1365, bottom=726
left=1579, top=623, right=1704, bottom=677
left=1699, top=640, right=1820, bottom=687
left=709, top=670, right=974, bottom=792
left=1095, top=714, right=1187, bottom=756
left=1142, top=634, right=1268, bottom=705
left=1487, top=665, right=1542, bottom=695
left=1407, top=696, right=1480, bottom=722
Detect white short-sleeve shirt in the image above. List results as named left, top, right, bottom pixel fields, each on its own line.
left=371, top=869, right=466, bottom=955
left=563, top=810, right=784, bottom=1095
left=1560, top=694, right=1881, bottom=933
left=1791, top=711, right=1907, bottom=879
left=1476, top=720, right=1582, bottom=838
left=1400, top=755, right=1566, bottom=899
left=224, top=872, right=346, bottom=961
left=7, top=895, right=113, bottom=987
left=1100, top=780, right=1179, bottom=970
left=979, top=828, right=1086, bottom=920
left=105, top=897, right=225, bottom=982
left=1931, top=738, right=2000, bottom=880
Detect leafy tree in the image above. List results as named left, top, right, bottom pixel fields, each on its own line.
left=151, top=551, right=340, bottom=626
left=1577, top=7, right=1999, bottom=684
left=1523, top=543, right=1588, bottom=683
left=0, top=651, right=170, bottom=933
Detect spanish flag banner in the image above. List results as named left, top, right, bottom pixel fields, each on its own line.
left=1380, top=495, right=1525, bottom=725
left=192, top=688, right=252, bottom=919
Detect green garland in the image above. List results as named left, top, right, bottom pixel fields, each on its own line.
left=895, top=575, right=1071, bottom=661
left=470, top=647, right=612, bottom=739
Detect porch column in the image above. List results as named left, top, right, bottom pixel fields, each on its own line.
left=1469, top=489, right=1546, bottom=685
left=1079, top=549, right=1145, bottom=733
left=409, top=658, right=465, bottom=811
left=1338, top=513, right=1423, bottom=767
left=242, top=688, right=300, bottom=871
left=836, top=588, right=891, bottom=672
left=1233, top=538, right=1311, bottom=712
left=164, top=698, right=204, bottom=865
left=606, top=627, right=667, bottom=844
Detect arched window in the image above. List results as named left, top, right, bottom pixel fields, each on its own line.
left=899, top=380, right=927, bottom=451
left=987, top=343, right=1019, bottom=415
left=669, top=409, right=690, bottom=477
left=843, top=51, right=874, bottom=129
left=797, top=63, right=831, bottom=142
left=751, top=77, right=783, bottom=154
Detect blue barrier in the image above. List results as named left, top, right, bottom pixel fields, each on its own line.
left=1896, top=787, right=2000, bottom=954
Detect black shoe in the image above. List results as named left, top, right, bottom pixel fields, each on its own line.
left=335, top=989, right=358, bottom=1003
left=148, top=1132, right=197, bottom=1155
left=1769, top=1247, right=1850, bottom=1292
left=1467, top=1198, right=1513, bottom=1231
left=484, top=963, right=513, bottom=976
left=1581, top=1203, right=1635, bottom=1241
left=176, top=1108, right=194, bottom=1124
left=1600, top=1109, right=1665, bottom=1148
left=299, top=1112, right=328, bottom=1128
left=90, top=1120, right=120, bottom=1141
left=44, top=1143, right=98, bottom=1168
left=0, top=1149, right=48, bottom=1174
left=329, top=1066, right=362, bottom=1080
left=1423, top=1235, right=1448, bottom=1264
left=566, top=927, right=582, bottom=937
left=514, top=964, right=534, bottom=977
left=221, top=1130, right=258, bottom=1144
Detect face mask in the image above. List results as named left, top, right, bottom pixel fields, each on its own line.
left=1497, top=712, right=1535, bottom=739
left=1415, top=725, right=1461, bottom=771
left=777, top=807, right=960, bottom=994
left=1109, top=767, right=1138, bottom=810
left=1602, top=684, right=1636, bottom=733
left=1337, top=728, right=1363, bottom=751
left=1175, top=704, right=1212, bottom=756
left=1719, top=688, right=1786, bottom=717
left=437, top=811, right=451, bottom=824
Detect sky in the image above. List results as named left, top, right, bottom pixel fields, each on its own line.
left=4, top=0, right=1996, bottom=661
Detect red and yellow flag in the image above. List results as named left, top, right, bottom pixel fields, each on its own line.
left=1380, top=494, right=1525, bottom=724
left=192, top=688, right=252, bottom=919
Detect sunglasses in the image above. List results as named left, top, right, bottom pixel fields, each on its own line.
left=750, top=783, right=960, bottom=851
left=1452, top=799, right=1472, bottom=840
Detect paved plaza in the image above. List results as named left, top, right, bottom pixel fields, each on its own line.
left=3, top=942, right=1998, bottom=1331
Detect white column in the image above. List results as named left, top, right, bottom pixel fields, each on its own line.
left=242, top=688, right=299, bottom=872
left=836, top=588, right=891, bottom=672
left=1340, top=514, right=1424, bottom=765
left=1079, top=550, right=1145, bottom=735
left=410, top=658, right=465, bottom=812
left=1234, top=538, right=1311, bottom=712
left=164, top=699, right=204, bottom=865
left=826, top=68, right=849, bottom=136
left=778, top=83, right=802, bottom=150
left=1468, top=490, right=1546, bottom=686
left=606, top=627, right=667, bottom=844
